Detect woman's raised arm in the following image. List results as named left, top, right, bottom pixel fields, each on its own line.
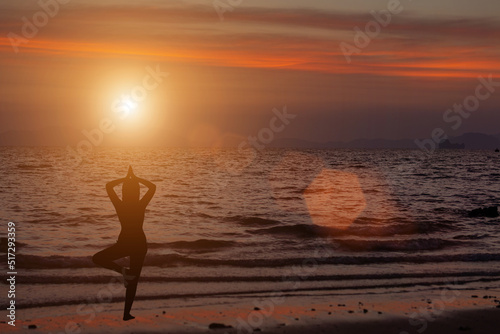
left=135, top=177, right=156, bottom=207
left=106, top=177, right=126, bottom=207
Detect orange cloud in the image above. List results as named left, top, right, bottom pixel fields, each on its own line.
left=1, top=4, right=499, bottom=80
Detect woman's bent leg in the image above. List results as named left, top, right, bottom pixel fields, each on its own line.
left=92, top=243, right=128, bottom=274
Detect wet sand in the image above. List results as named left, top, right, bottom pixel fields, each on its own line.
left=4, top=287, right=500, bottom=333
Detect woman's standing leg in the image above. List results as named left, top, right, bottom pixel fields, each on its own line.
left=123, top=245, right=147, bottom=321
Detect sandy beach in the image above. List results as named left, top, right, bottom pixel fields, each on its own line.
left=2, top=0, right=500, bottom=332
left=4, top=287, right=499, bottom=334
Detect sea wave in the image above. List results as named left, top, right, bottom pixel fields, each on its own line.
left=14, top=270, right=500, bottom=285
left=162, top=239, right=237, bottom=250
left=9, top=252, right=500, bottom=269
left=16, top=164, right=53, bottom=169
left=249, top=220, right=455, bottom=239
left=333, top=238, right=466, bottom=252
left=7, top=276, right=500, bottom=310
left=225, top=215, right=282, bottom=227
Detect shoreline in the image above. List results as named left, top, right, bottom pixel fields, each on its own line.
left=4, top=287, right=500, bottom=333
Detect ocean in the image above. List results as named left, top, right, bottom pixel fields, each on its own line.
left=1, top=147, right=500, bottom=310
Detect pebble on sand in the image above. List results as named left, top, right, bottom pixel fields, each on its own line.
left=209, top=323, right=233, bottom=330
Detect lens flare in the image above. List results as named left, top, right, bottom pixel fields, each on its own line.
left=304, top=169, right=366, bottom=230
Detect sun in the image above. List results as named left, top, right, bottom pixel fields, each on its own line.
left=121, top=96, right=138, bottom=117
left=112, top=94, right=140, bottom=120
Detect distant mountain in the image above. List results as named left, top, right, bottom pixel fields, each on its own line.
left=331, top=138, right=416, bottom=149
left=438, top=139, right=465, bottom=150
left=270, top=138, right=416, bottom=149
left=451, top=132, right=500, bottom=150
left=272, top=133, right=500, bottom=150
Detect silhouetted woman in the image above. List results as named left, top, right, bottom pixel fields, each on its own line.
left=92, top=166, right=156, bottom=321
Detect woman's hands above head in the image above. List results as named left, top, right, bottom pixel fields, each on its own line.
left=106, top=166, right=155, bottom=208
left=127, top=165, right=136, bottom=179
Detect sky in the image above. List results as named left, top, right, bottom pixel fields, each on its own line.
left=0, top=0, right=499, bottom=144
